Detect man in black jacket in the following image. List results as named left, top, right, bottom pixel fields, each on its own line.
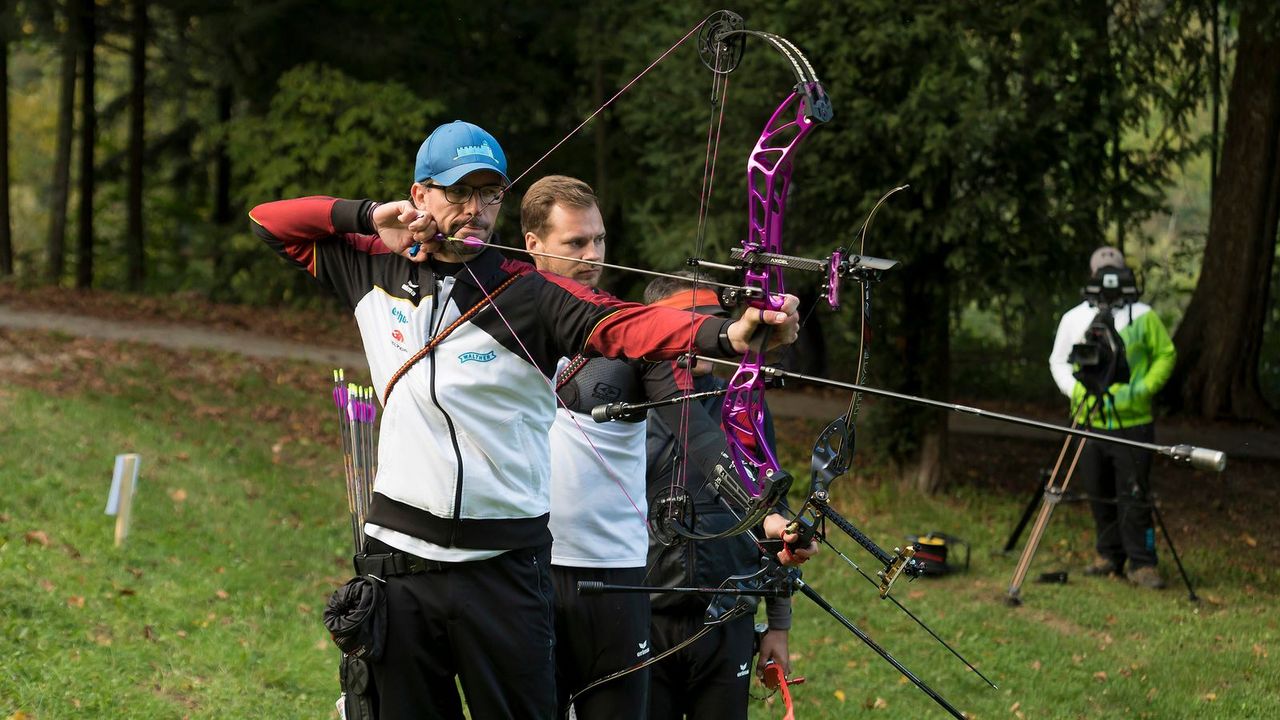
left=643, top=273, right=800, bottom=720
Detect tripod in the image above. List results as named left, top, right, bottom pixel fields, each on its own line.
left=1005, top=394, right=1199, bottom=604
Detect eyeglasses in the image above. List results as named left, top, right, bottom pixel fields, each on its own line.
left=424, top=183, right=505, bottom=206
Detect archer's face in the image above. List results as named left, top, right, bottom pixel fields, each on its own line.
left=525, top=202, right=606, bottom=287
left=410, top=170, right=504, bottom=260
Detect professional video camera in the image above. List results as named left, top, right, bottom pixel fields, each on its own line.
left=1067, top=265, right=1139, bottom=398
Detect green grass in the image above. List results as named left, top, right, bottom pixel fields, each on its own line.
left=0, top=335, right=357, bottom=718
left=1, top=333, right=1276, bottom=719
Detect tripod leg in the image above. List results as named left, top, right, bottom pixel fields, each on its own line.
left=1149, top=501, right=1198, bottom=602
left=1007, top=436, right=1085, bottom=604
left=1007, top=400, right=1103, bottom=605
left=1003, top=468, right=1050, bottom=554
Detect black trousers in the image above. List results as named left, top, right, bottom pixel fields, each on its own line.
left=551, top=565, right=650, bottom=720
left=648, top=612, right=754, bottom=720
left=1078, top=423, right=1158, bottom=570
left=367, top=537, right=556, bottom=720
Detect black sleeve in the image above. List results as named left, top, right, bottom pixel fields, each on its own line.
left=330, top=198, right=379, bottom=235
left=643, top=360, right=730, bottom=500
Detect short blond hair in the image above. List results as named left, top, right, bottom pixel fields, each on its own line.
left=521, top=175, right=598, bottom=237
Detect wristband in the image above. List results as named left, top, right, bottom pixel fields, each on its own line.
left=717, top=321, right=736, bottom=356
left=363, top=201, right=381, bottom=235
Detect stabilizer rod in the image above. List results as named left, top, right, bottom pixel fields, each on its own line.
left=577, top=580, right=791, bottom=597
left=690, top=357, right=1228, bottom=472
left=796, top=579, right=968, bottom=719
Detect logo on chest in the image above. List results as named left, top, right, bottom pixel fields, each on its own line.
left=459, top=350, right=497, bottom=364
left=390, top=328, right=409, bottom=352
left=391, top=307, right=410, bottom=324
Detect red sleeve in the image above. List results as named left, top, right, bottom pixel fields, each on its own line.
left=249, top=196, right=390, bottom=275
left=537, top=271, right=727, bottom=361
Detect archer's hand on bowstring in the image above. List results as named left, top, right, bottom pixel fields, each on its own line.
left=370, top=200, right=444, bottom=262
left=763, top=512, right=818, bottom=567
left=724, top=294, right=801, bottom=353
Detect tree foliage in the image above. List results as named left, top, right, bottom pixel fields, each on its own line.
left=215, top=64, right=441, bottom=304
left=224, top=64, right=441, bottom=203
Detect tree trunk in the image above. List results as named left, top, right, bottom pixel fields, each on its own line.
left=0, top=5, right=12, bottom=278
left=1079, top=0, right=1111, bottom=251
left=210, top=83, right=232, bottom=278
left=1170, top=6, right=1280, bottom=423
left=888, top=246, right=952, bottom=494
left=75, top=0, right=96, bottom=289
left=170, top=8, right=191, bottom=273
left=47, top=15, right=77, bottom=283
left=125, top=0, right=146, bottom=290
left=212, top=84, right=232, bottom=226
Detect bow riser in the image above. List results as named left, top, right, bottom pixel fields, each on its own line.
left=723, top=84, right=823, bottom=490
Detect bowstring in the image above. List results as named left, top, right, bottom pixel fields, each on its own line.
left=666, top=34, right=739, bottom=538
left=502, top=18, right=711, bottom=194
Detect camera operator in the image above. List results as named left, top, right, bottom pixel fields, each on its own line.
left=1048, top=247, right=1177, bottom=590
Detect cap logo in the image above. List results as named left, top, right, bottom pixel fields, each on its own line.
left=454, top=142, right=496, bottom=161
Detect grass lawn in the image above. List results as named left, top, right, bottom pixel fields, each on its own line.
left=1, top=329, right=1276, bottom=719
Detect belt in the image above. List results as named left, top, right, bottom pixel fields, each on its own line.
left=354, top=552, right=448, bottom=577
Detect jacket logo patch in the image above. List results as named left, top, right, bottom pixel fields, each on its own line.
left=737, top=662, right=750, bottom=677
left=391, top=307, right=410, bottom=324
left=591, top=382, right=621, bottom=402
left=458, top=350, right=496, bottom=364
left=636, top=640, right=650, bottom=658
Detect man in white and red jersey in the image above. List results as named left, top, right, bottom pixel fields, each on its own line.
left=249, top=121, right=800, bottom=720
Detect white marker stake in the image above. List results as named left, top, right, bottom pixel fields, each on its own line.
left=105, top=454, right=141, bottom=547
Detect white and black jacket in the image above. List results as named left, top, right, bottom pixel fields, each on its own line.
left=250, top=196, right=734, bottom=554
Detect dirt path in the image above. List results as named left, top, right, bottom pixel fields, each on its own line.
left=0, top=302, right=364, bottom=368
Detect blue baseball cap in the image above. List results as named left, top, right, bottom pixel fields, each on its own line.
left=414, top=121, right=509, bottom=186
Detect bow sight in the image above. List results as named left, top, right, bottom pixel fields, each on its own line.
left=691, top=247, right=901, bottom=311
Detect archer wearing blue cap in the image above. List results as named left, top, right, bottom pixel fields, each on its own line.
left=250, top=118, right=804, bottom=720
left=391, top=120, right=511, bottom=260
